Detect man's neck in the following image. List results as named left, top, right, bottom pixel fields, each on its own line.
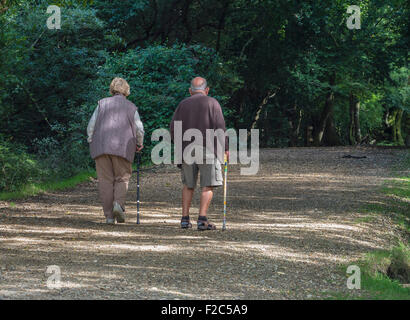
left=191, top=91, right=206, bottom=96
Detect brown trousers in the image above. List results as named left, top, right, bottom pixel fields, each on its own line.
left=95, top=155, right=132, bottom=219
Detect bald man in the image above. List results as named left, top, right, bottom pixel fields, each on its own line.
left=170, top=77, right=229, bottom=231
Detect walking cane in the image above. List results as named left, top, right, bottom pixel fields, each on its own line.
left=136, top=152, right=141, bottom=224
left=222, top=153, right=228, bottom=231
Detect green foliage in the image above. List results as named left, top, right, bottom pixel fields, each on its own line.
left=331, top=151, right=410, bottom=300
left=0, top=170, right=96, bottom=200
left=356, top=244, right=410, bottom=299
left=0, top=0, right=408, bottom=193
left=329, top=245, right=410, bottom=300
left=82, top=44, right=240, bottom=162
left=389, top=243, right=410, bottom=283
left=0, top=1, right=120, bottom=179
left=364, top=150, right=409, bottom=233
left=0, top=2, right=115, bottom=144
left=0, top=136, right=39, bottom=192
left=360, top=93, right=385, bottom=136
left=383, top=67, right=410, bottom=113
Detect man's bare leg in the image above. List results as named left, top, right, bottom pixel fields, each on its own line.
left=199, top=186, right=213, bottom=217
left=182, top=185, right=194, bottom=217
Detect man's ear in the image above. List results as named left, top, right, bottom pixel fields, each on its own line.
left=205, top=87, right=210, bottom=95
left=189, top=88, right=193, bottom=96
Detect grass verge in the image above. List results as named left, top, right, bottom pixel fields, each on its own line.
left=332, top=150, right=410, bottom=300
left=0, top=170, right=96, bottom=201
left=0, top=156, right=151, bottom=202
left=330, top=244, right=410, bottom=300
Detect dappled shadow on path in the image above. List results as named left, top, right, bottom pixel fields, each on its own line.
left=0, top=147, right=403, bottom=299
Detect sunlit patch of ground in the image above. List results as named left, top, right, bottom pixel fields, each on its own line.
left=0, top=147, right=404, bottom=299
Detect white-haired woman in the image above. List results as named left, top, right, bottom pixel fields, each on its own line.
left=87, top=77, right=144, bottom=224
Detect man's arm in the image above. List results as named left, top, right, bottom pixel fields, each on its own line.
left=134, top=110, right=145, bottom=147
left=213, top=101, right=229, bottom=152
left=170, top=107, right=178, bottom=143
left=87, top=105, right=99, bottom=143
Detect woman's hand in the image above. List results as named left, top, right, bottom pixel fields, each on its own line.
left=136, top=145, right=144, bottom=152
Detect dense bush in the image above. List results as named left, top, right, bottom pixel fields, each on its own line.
left=0, top=2, right=120, bottom=179
left=0, top=3, right=114, bottom=146
left=0, top=0, right=408, bottom=193
left=77, top=44, right=240, bottom=163
left=387, top=244, right=410, bottom=283
left=31, top=44, right=239, bottom=175
left=1, top=0, right=239, bottom=181
left=0, top=136, right=39, bottom=192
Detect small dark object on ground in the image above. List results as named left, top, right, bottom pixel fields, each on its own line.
left=387, top=264, right=410, bottom=284
left=386, top=246, right=410, bottom=284
left=342, top=155, right=367, bottom=159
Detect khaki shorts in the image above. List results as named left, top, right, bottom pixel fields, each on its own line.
left=181, top=159, right=223, bottom=188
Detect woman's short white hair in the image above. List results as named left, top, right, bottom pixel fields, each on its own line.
left=110, top=77, right=130, bottom=96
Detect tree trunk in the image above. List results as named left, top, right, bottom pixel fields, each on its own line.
left=314, top=73, right=337, bottom=146
left=0, top=0, right=9, bottom=14
left=391, top=109, right=398, bottom=143
left=405, top=112, right=410, bottom=147
left=349, top=94, right=355, bottom=145
left=215, top=0, right=230, bottom=52
left=354, top=99, right=361, bottom=143
left=249, top=89, right=279, bottom=135
left=395, top=109, right=404, bottom=145
left=306, top=125, right=314, bottom=146
left=288, top=104, right=302, bottom=147
left=314, top=94, right=333, bottom=145
left=323, top=111, right=341, bottom=146
left=262, top=109, right=269, bottom=147
left=349, top=93, right=361, bottom=145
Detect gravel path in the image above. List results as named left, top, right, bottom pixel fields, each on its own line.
left=0, top=147, right=405, bottom=299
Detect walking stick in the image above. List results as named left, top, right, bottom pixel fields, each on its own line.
left=222, top=153, right=228, bottom=231
left=136, top=152, right=141, bottom=225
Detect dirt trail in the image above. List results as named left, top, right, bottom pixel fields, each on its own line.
left=0, top=147, right=405, bottom=299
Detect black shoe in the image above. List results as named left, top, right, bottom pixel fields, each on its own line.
left=181, top=216, right=192, bottom=229
left=197, top=217, right=216, bottom=231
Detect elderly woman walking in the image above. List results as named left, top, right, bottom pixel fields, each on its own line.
left=87, top=77, right=144, bottom=224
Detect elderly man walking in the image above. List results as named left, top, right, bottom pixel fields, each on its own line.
left=170, top=77, right=228, bottom=231
left=87, top=77, right=144, bottom=224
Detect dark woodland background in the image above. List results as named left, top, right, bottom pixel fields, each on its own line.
left=0, top=0, right=408, bottom=192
